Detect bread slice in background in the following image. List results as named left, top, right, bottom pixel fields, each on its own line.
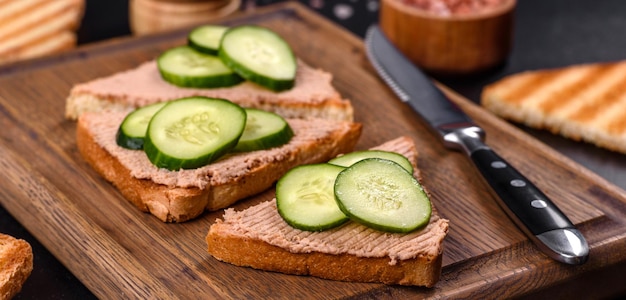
left=65, top=60, right=354, bottom=122
left=0, top=233, right=33, bottom=300
left=481, top=61, right=626, bottom=154
left=77, top=110, right=362, bottom=222
left=0, top=0, right=85, bottom=65
left=207, top=136, right=449, bottom=287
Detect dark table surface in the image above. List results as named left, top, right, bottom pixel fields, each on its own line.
left=2, top=0, right=626, bottom=299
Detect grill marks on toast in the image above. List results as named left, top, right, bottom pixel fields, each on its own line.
left=482, top=61, right=626, bottom=153
left=1, top=1, right=73, bottom=41
left=537, top=64, right=614, bottom=114
left=496, top=69, right=563, bottom=105
left=566, top=65, right=626, bottom=126
left=0, top=0, right=83, bottom=64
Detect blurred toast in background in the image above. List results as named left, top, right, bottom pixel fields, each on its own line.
left=0, top=0, right=243, bottom=65
left=0, top=0, right=85, bottom=65
left=0, top=233, right=33, bottom=299
left=481, top=61, right=626, bottom=154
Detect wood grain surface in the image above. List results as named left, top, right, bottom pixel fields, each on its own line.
left=0, top=2, right=625, bottom=299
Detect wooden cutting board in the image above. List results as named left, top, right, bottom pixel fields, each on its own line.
left=1, top=2, right=625, bottom=299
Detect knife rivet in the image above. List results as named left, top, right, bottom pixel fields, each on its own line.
left=511, top=179, right=526, bottom=187
left=491, top=161, right=507, bottom=169
left=531, top=200, right=548, bottom=208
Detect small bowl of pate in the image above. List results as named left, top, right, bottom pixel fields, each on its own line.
left=379, top=0, right=516, bottom=76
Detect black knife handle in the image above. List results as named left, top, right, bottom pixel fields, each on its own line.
left=470, top=148, right=574, bottom=235
left=442, top=127, right=588, bottom=264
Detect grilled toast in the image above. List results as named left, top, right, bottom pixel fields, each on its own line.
left=481, top=61, right=626, bottom=154
left=0, top=0, right=84, bottom=65
left=207, top=136, right=449, bottom=287
left=0, top=233, right=33, bottom=299
left=77, top=109, right=361, bottom=222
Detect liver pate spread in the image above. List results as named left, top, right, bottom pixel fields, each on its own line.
left=218, top=199, right=448, bottom=264
left=212, top=137, right=448, bottom=262
left=84, top=110, right=354, bottom=189
left=71, top=60, right=342, bottom=108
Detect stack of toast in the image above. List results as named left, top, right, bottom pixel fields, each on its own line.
left=0, top=0, right=85, bottom=65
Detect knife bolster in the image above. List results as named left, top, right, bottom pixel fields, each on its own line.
left=441, top=126, right=486, bottom=155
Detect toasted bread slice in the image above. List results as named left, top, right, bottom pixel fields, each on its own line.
left=481, top=61, right=626, bottom=154
left=0, top=0, right=84, bottom=65
left=0, top=233, right=33, bottom=299
left=206, top=137, right=449, bottom=287
left=66, top=60, right=354, bottom=122
left=76, top=110, right=362, bottom=222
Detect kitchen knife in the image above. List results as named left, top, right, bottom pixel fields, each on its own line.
left=365, top=25, right=589, bottom=265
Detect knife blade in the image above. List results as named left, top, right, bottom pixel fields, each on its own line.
left=365, top=25, right=589, bottom=265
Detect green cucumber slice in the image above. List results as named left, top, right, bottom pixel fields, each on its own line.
left=328, top=150, right=413, bottom=174
left=116, top=102, right=167, bottom=150
left=276, top=164, right=349, bottom=231
left=157, top=46, right=243, bottom=88
left=188, top=25, right=229, bottom=55
left=334, top=158, right=431, bottom=233
left=219, top=25, right=296, bottom=91
left=143, top=97, right=246, bottom=170
left=233, top=108, right=294, bottom=152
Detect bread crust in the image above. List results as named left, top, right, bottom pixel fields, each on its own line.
left=0, top=233, right=33, bottom=300
left=76, top=114, right=362, bottom=222
left=206, top=224, right=442, bottom=287
left=205, top=137, right=448, bottom=287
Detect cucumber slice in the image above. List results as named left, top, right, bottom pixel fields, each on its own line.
left=328, top=150, right=413, bottom=174
left=143, top=97, right=246, bottom=170
left=116, top=102, right=167, bottom=150
left=233, top=108, right=294, bottom=152
left=334, top=158, right=431, bottom=233
left=276, top=164, right=349, bottom=231
left=188, top=25, right=228, bottom=55
left=157, top=46, right=243, bottom=88
left=219, top=25, right=296, bottom=91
